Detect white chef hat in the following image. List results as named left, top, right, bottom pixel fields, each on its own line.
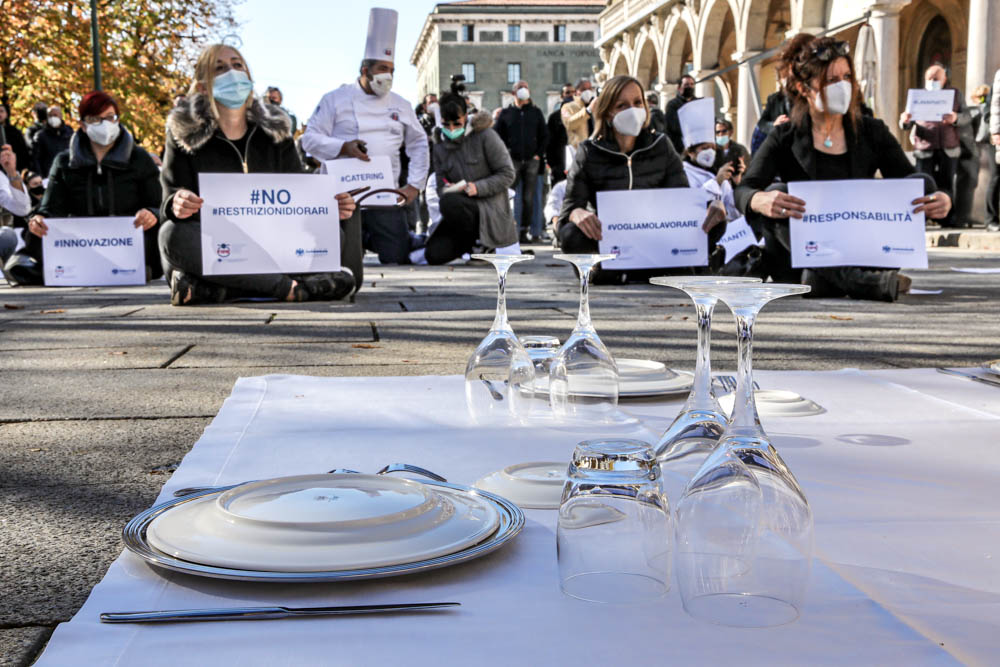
left=365, top=8, right=398, bottom=63
left=678, top=98, right=716, bottom=149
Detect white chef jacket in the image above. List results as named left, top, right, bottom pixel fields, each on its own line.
left=302, top=80, right=429, bottom=190
left=682, top=161, right=739, bottom=220
left=0, top=173, right=31, bottom=217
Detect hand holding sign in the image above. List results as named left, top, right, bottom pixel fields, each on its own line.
left=904, top=89, right=956, bottom=122
left=335, top=192, right=356, bottom=220
left=134, top=209, right=158, bottom=231
left=173, top=189, right=204, bottom=219
left=569, top=207, right=602, bottom=240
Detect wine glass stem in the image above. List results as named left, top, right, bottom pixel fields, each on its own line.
left=730, top=308, right=762, bottom=432
left=575, top=264, right=593, bottom=331
left=690, top=298, right=716, bottom=404
left=492, top=264, right=511, bottom=331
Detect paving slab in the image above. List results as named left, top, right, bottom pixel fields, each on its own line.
left=0, top=627, right=52, bottom=667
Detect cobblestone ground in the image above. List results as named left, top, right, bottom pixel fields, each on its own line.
left=2, top=245, right=998, bottom=665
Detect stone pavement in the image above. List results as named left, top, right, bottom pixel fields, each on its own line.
left=2, top=245, right=999, bottom=665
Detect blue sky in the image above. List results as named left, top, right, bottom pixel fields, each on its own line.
left=234, top=0, right=442, bottom=124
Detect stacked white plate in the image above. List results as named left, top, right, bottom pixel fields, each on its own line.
left=146, top=474, right=501, bottom=572
left=534, top=359, right=693, bottom=398
left=719, top=389, right=825, bottom=418
left=474, top=462, right=568, bottom=510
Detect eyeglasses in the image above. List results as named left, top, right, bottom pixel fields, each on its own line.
left=810, top=40, right=850, bottom=62
left=84, top=114, right=118, bottom=125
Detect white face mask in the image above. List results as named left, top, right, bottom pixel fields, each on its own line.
left=580, top=89, right=595, bottom=103
left=85, top=120, right=120, bottom=147
left=813, top=80, right=852, bottom=115
left=48, top=116, right=62, bottom=128
left=427, top=102, right=439, bottom=116
left=370, top=72, right=393, bottom=97
left=925, top=79, right=943, bottom=92
left=515, top=87, right=531, bottom=101
left=612, top=106, right=646, bottom=137
left=695, top=148, right=717, bottom=168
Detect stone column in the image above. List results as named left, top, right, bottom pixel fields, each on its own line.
left=690, top=70, right=714, bottom=101
left=966, top=0, right=1000, bottom=95
left=732, top=50, right=762, bottom=147
left=868, top=3, right=905, bottom=138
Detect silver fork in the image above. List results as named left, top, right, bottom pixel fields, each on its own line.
left=171, top=463, right=447, bottom=498
left=713, top=375, right=760, bottom=393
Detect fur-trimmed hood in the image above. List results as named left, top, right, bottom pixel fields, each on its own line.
left=166, top=94, right=292, bottom=154
left=469, top=110, right=492, bottom=133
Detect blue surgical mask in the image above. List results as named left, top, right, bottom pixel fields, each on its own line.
left=442, top=126, right=465, bottom=141
left=716, top=135, right=731, bottom=147
left=213, top=69, right=254, bottom=109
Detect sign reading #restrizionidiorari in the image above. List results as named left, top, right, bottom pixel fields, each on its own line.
left=788, top=179, right=927, bottom=269
left=905, top=88, right=956, bottom=122
left=42, top=216, right=145, bottom=286
left=597, top=188, right=712, bottom=269
left=199, top=173, right=341, bottom=276
left=324, top=156, right=397, bottom=207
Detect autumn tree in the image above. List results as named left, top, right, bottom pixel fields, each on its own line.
left=0, top=0, right=241, bottom=155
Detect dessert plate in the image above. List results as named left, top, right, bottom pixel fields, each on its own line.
left=146, top=474, right=499, bottom=572
left=719, top=389, right=825, bottom=418
left=124, top=479, right=523, bottom=582
left=474, top=462, right=567, bottom=510
left=535, top=360, right=692, bottom=398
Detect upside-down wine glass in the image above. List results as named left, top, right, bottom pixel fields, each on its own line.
left=674, top=282, right=813, bottom=628
left=464, top=254, right=536, bottom=423
left=648, top=276, right=761, bottom=501
left=549, top=254, right=620, bottom=423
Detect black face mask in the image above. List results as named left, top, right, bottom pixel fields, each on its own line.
left=681, top=86, right=694, bottom=100
left=29, top=186, right=45, bottom=198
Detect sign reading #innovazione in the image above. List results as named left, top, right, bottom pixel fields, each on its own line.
left=42, top=217, right=145, bottom=286
left=199, top=173, right=341, bottom=276
left=788, top=178, right=927, bottom=269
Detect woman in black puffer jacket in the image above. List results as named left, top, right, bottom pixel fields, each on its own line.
left=557, top=75, right=691, bottom=272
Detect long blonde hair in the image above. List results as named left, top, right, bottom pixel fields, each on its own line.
left=190, top=44, right=254, bottom=117
left=591, top=75, right=650, bottom=140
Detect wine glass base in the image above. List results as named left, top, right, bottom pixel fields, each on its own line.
left=561, top=571, right=669, bottom=604
left=681, top=593, right=800, bottom=628
left=655, top=409, right=727, bottom=460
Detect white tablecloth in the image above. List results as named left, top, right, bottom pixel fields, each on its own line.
left=37, top=369, right=1000, bottom=666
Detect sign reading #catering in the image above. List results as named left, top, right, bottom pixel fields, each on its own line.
left=198, top=173, right=342, bottom=276
left=41, top=217, right=146, bottom=286
left=787, top=179, right=928, bottom=269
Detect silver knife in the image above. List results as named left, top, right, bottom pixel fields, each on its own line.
left=936, top=367, right=1000, bottom=388
left=100, top=602, right=460, bottom=623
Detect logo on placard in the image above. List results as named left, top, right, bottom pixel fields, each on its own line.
left=882, top=245, right=892, bottom=253
left=610, top=245, right=621, bottom=257
left=671, top=248, right=697, bottom=255
left=217, top=243, right=231, bottom=258
left=111, top=268, right=137, bottom=275
left=295, top=248, right=305, bottom=256
left=295, top=248, right=329, bottom=256
left=54, top=265, right=65, bottom=277
left=805, top=241, right=818, bottom=253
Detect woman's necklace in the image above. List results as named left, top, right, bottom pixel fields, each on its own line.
left=816, top=117, right=835, bottom=149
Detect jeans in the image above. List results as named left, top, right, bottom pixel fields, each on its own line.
left=425, top=193, right=480, bottom=265
left=914, top=151, right=958, bottom=226
left=511, top=157, right=540, bottom=235
left=361, top=207, right=412, bottom=264
left=0, top=227, right=18, bottom=266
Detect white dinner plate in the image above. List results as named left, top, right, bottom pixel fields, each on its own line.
left=719, top=389, right=825, bottom=418
left=535, top=360, right=693, bottom=398
left=146, top=474, right=500, bottom=572
left=474, top=462, right=568, bottom=510
left=982, top=359, right=1000, bottom=376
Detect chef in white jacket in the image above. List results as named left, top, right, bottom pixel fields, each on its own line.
left=302, top=8, right=429, bottom=265
left=677, top=98, right=740, bottom=220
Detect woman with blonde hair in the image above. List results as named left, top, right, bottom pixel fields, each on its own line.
left=159, top=43, right=360, bottom=305
left=556, top=74, right=695, bottom=280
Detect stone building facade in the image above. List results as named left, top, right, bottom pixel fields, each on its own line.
left=410, top=0, right=606, bottom=114
left=595, top=0, right=1000, bottom=147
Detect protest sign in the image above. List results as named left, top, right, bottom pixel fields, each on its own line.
left=905, top=89, right=956, bottom=122
left=324, top=156, right=397, bottom=206
left=42, top=217, right=145, bottom=286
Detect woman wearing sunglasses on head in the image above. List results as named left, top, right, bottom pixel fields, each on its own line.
left=735, top=34, right=950, bottom=301
left=159, top=44, right=360, bottom=305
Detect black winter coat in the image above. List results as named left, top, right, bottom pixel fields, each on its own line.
left=32, top=123, right=73, bottom=176
left=664, top=93, right=694, bottom=154
left=546, top=105, right=568, bottom=182
left=495, top=102, right=547, bottom=161
left=160, top=95, right=302, bottom=224
left=557, top=127, right=689, bottom=229
left=0, top=122, right=31, bottom=174
left=734, top=114, right=934, bottom=216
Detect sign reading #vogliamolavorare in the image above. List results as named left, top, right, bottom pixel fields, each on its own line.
left=42, top=216, right=145, bottom=286
left=199, top=173, right=341, bottom=276
left=597, top=188, right=712, bottom=269
left=788, top=179, right=927, bottom=269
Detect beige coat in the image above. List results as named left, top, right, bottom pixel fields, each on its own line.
left=561, top=97, right=590, bottom=148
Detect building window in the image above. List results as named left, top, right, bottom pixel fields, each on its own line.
left=554, top=25, right=566, bottom=42
left=553, top=62, right=567, bottom=84
left=570, top=31, right=594, bottom=43
left=462, top=24, right=474, bottom=42
left=441, top=30, right=458, bottom=42
left=462, top=63, right=476, bottom=84
left=480, top=30, right=502, bottom=42
left=525, top=31, right=548, bottom=42
left=507, top=62, right=521, bottom=84
left=508, top=25, right=520, bottom=42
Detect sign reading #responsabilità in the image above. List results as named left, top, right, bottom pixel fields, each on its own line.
left=42, top=216, right=145, bottom=286
left=597, top=188, right=712, bottom=270
left=788, top=179, right=927, bottom=269
left=199, top=173, right=341, bottom=276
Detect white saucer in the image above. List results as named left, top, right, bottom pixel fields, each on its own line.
left=535, top=360, right=692, bottom=398
left=474, top=462, right=568, bottom=510
left=719, top=389, right=825, bottom=418
left=146, top=474, right=500, bottom=572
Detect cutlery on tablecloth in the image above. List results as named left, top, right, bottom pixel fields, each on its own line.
left=172, top=463, right=447, bottom=498
left=713, top=375, right=760, bottom=393
left=935, top=367, right=1000, bottom=388
left=100, top=602, right=460, bottom=624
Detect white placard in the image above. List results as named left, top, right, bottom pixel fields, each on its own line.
left=597, top=188, right=711, bottom=269
left=788, top=179, right=927, bottom=269
left=42, top=217, right=145, bottom=286
left=905, top=89, right=956, bottom=122
left=199, top=173, right=341, bottom=276
left=718, top=216, right=761, bottom=262
left=324, top=156, right=397, bottom=206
